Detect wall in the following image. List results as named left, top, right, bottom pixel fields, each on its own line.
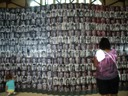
left=0, top=3, right=128, bottom=95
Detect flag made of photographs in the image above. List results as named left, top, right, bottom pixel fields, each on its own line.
left=0, top=3, right=128, bottom=94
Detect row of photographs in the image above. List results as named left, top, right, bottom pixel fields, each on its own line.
left=0, top=63, right=127, bottom=72
left=0, top=17, right=127, bottom=24
left=0, top=62, right=127, bottom=69
left=0, top=42, right=127, bottom=50
left=0, top=63, right=127, bottom=70
left=0, top=70, right=127, bottom=82
left=0, top=30, right=127, bottom=37
left=0, top=10, right=127, bottom=20
left=0, top=83, right=97, bottom=92
left=0, top=18, right=128, bottom=26
left=0, top=23, right=128, bottom=33
left=0, top=63, right=95, bottom=71
left=0, top=37, right=127, bottom=46
left=0, top=40, right=127, bottom=49
left=1, top=71, right=96, bottom=78
left=0, top=69, right=127, bottom=76
left=0, top=54, right=126, bottom=62
left=0, top=24, right=127, bottom=32
left=0, top=50, right=126, bottom=58
left=0, top=76, right=127, bottom=89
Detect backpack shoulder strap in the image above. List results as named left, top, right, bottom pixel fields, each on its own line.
left=103, top=51, right=116, bottom=63
left=103, top=50, right=120, bottom=77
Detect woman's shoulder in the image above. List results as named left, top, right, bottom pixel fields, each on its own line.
left=110, top=49, right=117, bottom=54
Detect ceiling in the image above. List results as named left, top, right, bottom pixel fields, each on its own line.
left=0, top=0, right=127, bottom=8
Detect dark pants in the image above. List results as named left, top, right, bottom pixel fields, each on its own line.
left=96, top=76, right=119, bottom=95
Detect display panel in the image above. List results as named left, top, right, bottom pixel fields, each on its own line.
left=0, top=4, right=128, bottom=95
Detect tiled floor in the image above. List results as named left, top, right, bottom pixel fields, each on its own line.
left=0, top=91, right=128, bottom=96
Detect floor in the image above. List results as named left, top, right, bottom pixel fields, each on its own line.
left=0, top=91, right=128, bottom=96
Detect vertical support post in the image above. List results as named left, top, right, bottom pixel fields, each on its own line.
left=40, top=0, right=42, bottom=6
left=122, top=0, right=125, bottom=7
left=90, top=0, right=91, bottom=4
left=25, top=0, right=28, bottom=7
left=103, top=0, right=106, bottom=5
left=6, top=2, right=8, bottom=8
left=53, top=0, right=55, bottom=4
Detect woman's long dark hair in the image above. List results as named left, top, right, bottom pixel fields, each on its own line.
left=99, top=38, right=111, bottom=50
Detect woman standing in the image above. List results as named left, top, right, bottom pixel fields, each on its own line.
left=93, top=38, right=119, bottom=96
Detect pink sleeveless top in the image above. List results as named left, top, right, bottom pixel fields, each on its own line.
left=96, top=49, right=118, bottom=80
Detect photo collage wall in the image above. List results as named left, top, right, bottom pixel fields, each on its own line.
left=0, top=3, right=128, bottom=95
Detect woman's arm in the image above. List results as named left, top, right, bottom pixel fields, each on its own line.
left=93, top=56, right=99, bottom=67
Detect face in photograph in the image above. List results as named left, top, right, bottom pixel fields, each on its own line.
left=101, top=17, right=105, bottom=23
left=74, top=30, right=79, bottom=37
left=42, top=64, right=47, bottom=71
left=81, top=57, right=86, bottom=64
left=47, top=58, right=51, bottom=64
left=63, top=57, right=68, bottom=64
left=47, top=64, right=52, bottom=71
left=85, top=17, right=90, bottom=22
left=101, top=31, right=106, bottom=36
left=96, top=30, right=101, bottom=36
left=59, top=57, right=63, bottom=64
left=91, top=17, right=95, bottom=23
left=1, top=70, right=5, bottom=76
left=115, top=19, right=120, bottom=24
left=51, top=44, right=56, bottom=51
left=121, top=19, right=125, bottom=24
left=32, top=70, right=36, bottom=76
left=91, top=30, right=96, bottom=36
left=106, top=18, right=110, bottom=24
left=68, top=3, right=73, bottom=9
left=76, top=17, right=80, bottom=23
left=76, top=57, right=80, bottom=64
left=21, top=70, right=26, bottom=76
left=36, top=18, right=41, bottom=25
left=80, top=44, right=85, bottom=50
left=106, top=31, right=110, bottom=36
left=121, top=31, right=125, bottom=37
left=36, top=64, right=42, bottom=71
left=64, top=44, right=69, bottom=50
left=110, top=18, right=115, bottom=24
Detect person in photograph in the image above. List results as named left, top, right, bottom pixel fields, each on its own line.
left=91, top=30, right=97, bottom=43
left=93, top=38, right=119, bottom=96
left=86, top=44, right=93, bottom=57
left=22, top=63, right=27, bottom=71
left=26, top=71, right=32, bottom=82
left=52, top=63, right=58, bottom=72
left=36, top=63, right=42, bottom=71
left=15, top=82, right=21, bottom=91
left=5, top=64, right=10, bottom=71
left=0, top=64, right=4, bottom=71
left=46, top=43, right=51, bottom=53
left=5, top=9, right=10, bottom=20
left=32, top=82, right=37, bottom=89
left=52, top=32, right=58, bottom=44
left=37, top=79, right=42, bottom=90
left=47, top=77, right=53, bottom=91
